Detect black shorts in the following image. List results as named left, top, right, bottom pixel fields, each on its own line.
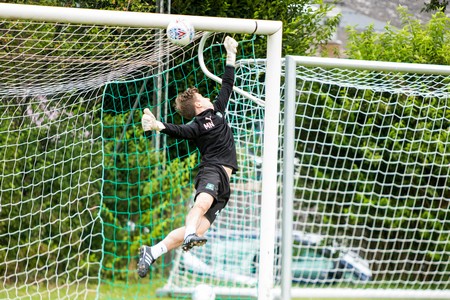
left=194, top=164, right=231, bottom=224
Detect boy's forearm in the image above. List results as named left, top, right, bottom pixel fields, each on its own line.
left=159, top=122, right=197, bottom=140
left=222, top=65, right=235, bottom=87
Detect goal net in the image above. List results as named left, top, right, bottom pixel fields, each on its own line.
left=0, top=3, right=282, bottom=300
left=7, top=3, right=449, bottom=300
left=281, top=56, right=450, bottom=299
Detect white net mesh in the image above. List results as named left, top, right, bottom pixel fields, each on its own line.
left=0, top=17, right=211, bottom=300
left=277, top=61, right=450, bottom=297
left=1, top=20, right=201, bottom=97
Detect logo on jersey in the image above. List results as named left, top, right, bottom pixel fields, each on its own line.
left=215, top=209, right=221, bottom=217
left=205, top=183, right=215, bottom=191
left=203, top=116, right=215, bottom=130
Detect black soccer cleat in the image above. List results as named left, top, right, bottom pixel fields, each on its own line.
left=137, top=246, right=155, bottom=278
left=182, top=234, right=207, bottom=252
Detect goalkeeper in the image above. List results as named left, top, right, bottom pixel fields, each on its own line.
left=137, top=36, right=239, bottom=278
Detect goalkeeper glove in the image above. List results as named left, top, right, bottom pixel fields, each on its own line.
left=224, top=36, right=238, bottom=67
left=142, top=108, right=161, bottom=132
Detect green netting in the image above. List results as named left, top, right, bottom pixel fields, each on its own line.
left=99, top=35, right=265, bottom=299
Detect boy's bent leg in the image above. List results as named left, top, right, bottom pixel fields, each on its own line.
left=185, top=192, right=214, bottom=234
left=164, top=227, right=186, bottom=249
left=182, top=193, right=213, bottom=251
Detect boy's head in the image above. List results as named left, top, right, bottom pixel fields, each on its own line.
left=175, top=87, right=213, bottom=119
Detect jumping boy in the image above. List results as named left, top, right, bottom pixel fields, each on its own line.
left=137, top=36, right=239, bottom=278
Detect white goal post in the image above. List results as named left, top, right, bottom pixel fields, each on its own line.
left=0, top=3, right=282, bottom=300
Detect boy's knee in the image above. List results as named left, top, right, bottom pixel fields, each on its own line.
left=194, top=193, right=214, bottom=211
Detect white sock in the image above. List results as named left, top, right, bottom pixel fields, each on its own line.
left=150, top=241, right=167, bottom=260
left=184, top=225, right=196, bottom=240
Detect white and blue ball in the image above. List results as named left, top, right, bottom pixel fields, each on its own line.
left=192, top=284, right=215, bottom=300
left=167, top=18, right=195, bottom=46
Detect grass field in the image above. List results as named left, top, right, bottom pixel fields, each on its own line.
left=0, top=284, right=422, bottom=300
left=0, top=282, right=425, bottom=300
left=0, top=283, right=172, bottom=300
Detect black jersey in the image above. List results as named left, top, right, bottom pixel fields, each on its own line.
left=158, top=66, right=238, bottom=173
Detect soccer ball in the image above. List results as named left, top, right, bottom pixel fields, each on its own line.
left=166, top=18, right=195, bottom=46
left=192, top=284, right=215, bottom=300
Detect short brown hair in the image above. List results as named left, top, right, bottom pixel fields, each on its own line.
left=175, top=87, right=199, bottom=119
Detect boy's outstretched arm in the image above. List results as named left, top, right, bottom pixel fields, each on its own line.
left=142, top=108, right=198, bottom=139
left=214, top=36, right=238, bottom=113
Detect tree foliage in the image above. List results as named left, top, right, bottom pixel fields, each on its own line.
left=346, top=6, right=450, bottom=65
left=422, top=0, right=448, bottom=13
left=303, top=7, right=450, bottom=283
